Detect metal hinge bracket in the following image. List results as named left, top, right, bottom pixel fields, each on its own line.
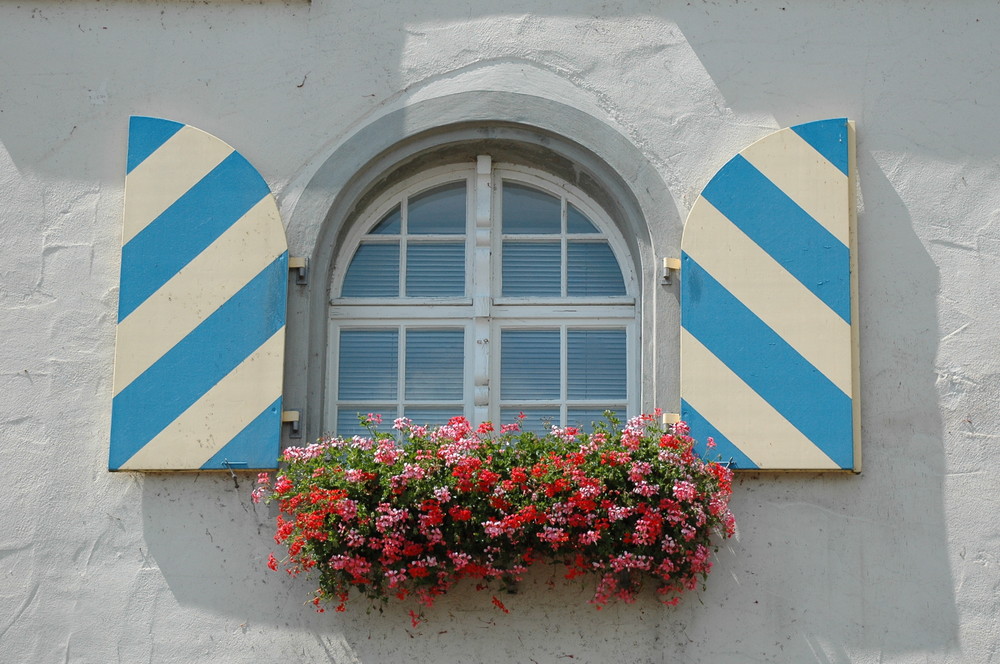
left=661, top=257, right=681, bottom=285
left=288, top=257, right=308, bottom=286
left=661, top=412, right=681, bottom=426
left=282, top=409, right=302, bottom=439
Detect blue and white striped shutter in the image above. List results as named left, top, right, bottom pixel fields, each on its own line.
left=110, top=117, right=288, bottom=471
left=680, top=119, right=859, bottom=471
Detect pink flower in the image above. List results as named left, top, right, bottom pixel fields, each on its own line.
left=672, top=480, right=697, bottom=502
left=266, top=411, right=734, bottom=618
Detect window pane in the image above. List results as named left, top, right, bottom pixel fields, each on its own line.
left=501, top=408, right=561, bottom=436
left=406, top=243, right=465, bottom=296
left=502, top=182, right=560, bottom=234
left=567, top=408, right=621, bottom=431
left=502, top=241, right=560, bottom=296
left=342, top=243, right=399, bottom=297
left=568, top=329, right=627, bottom=400
left=408, top=182, right=466, bottom=234
left=371, top=205, right=401, bottom=234
left=336, top=407, right=393, bottom=437
left=501, top=329, right=560, bottom=399
left=405, top=329, right=464, bottom=400
left=338, top=329, right=398, bottom=400
left=403, top=407, right=459, bottom=429
left=567, top=241, right=626, bottom=296
left=567, top=204, right=599, bottom=233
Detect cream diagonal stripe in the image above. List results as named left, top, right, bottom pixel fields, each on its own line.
left=740, top=128, right=849, bottom=247
left=122, top=126, right=234, bottom=245
left=112, top=197, right=286, bottom=396
left=683, top=198, right=853, bottom=396
left=681, top=330, right=839, bottom=470
left=119, top=330, right=285, bottom=471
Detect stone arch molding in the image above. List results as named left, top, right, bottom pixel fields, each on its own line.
left=283, top=89, right=674, bottom=443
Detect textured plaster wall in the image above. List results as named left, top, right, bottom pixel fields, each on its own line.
left=1, top=1, right=998, bottom=662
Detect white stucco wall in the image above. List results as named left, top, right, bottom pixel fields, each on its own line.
left=2, top=1, right=998, bottom=662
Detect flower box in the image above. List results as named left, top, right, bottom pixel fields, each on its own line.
left=254, top=411, right=735, bottom=621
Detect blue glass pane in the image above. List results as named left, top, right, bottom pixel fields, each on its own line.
left=502, top=182, right=560, bottom=234
left=567, top=241, right=626, bottom=296
left=501, top=329, right=560, bottom=399
left=371, top=205, right=401, bottom=234
left=567, top=204, right=599, bottom=233
left=568, top=329, right=627, bottom=400
left=406, top=243, right=465, bottom=296
left=502, top=241, right=560, bottom=296
left=338, top=330, right=398, bottom=399
left=408, top=182, right=466, bottom=234
left=501, top=408, right=561, bottom=436
left=342, top=243, right=399, bottom=297
left=405, top=329, right=465, bottom=400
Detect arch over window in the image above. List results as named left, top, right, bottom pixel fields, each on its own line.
left=327, top=157, right=639, bottom=435
left=284, top=98, right=671, bottom=445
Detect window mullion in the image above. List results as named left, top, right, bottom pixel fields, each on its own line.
left=397, top=323, right=406, bottom=421
left=561, top=197, right=568, bottom=298
left=472, top=156, right=493, bottom=425
left=399, top=197, right=408, bottom=297
left=560, top=324, right=568, bottom=427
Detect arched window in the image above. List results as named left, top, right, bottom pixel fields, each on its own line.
left=327, top=156, right=639, bottom=436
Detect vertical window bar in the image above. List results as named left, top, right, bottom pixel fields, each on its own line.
left=398, top=324, right=406, bottom=411
left=560, top=324, right=568, bottom=426
left=399, top=197, right=408, bottom=296
left=561, top=198, right=568, bottom=297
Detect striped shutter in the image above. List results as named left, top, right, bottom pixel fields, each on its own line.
left=109, top=117, right=288, bottom=471
left=680, top=119, right=859, bottom=471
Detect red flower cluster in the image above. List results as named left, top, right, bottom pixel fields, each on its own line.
left=255, top=412, right=735, bottom=618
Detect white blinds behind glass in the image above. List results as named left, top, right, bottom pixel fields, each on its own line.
left=405, top=329, right=464, bottom=400
left=568, top=329, right=627, bottom=400
left=500, top=329, right=560, bottom=399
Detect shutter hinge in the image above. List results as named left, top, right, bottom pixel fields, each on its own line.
left=661, top=412, right=681, bottom=426
left=282, top=409, right=302, bottom=439
left=661, top=257, right=681, bottom=285
left=288, top=257, right=308, bottom=285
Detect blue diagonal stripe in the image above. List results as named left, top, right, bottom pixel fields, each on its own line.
left=117, top=151, right=271, bottom=322
left=792, top=118, right=849, bottom=176
left=701, top=154, right=851, bottom=323
left=127, top=117, right=184, bottom=174
left=109, top=255, right=287, bottom=469
left=200, top=397, right=282, bottom=470
left=681, top=399, right=758, bottom=470
left=681, top=254, right=853, bottom=468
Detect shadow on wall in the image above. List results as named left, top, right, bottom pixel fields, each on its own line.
left=667, top=3, right=959, bottom=660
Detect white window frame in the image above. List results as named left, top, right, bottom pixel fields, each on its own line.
left=326, top=156, right=640, bottom=434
